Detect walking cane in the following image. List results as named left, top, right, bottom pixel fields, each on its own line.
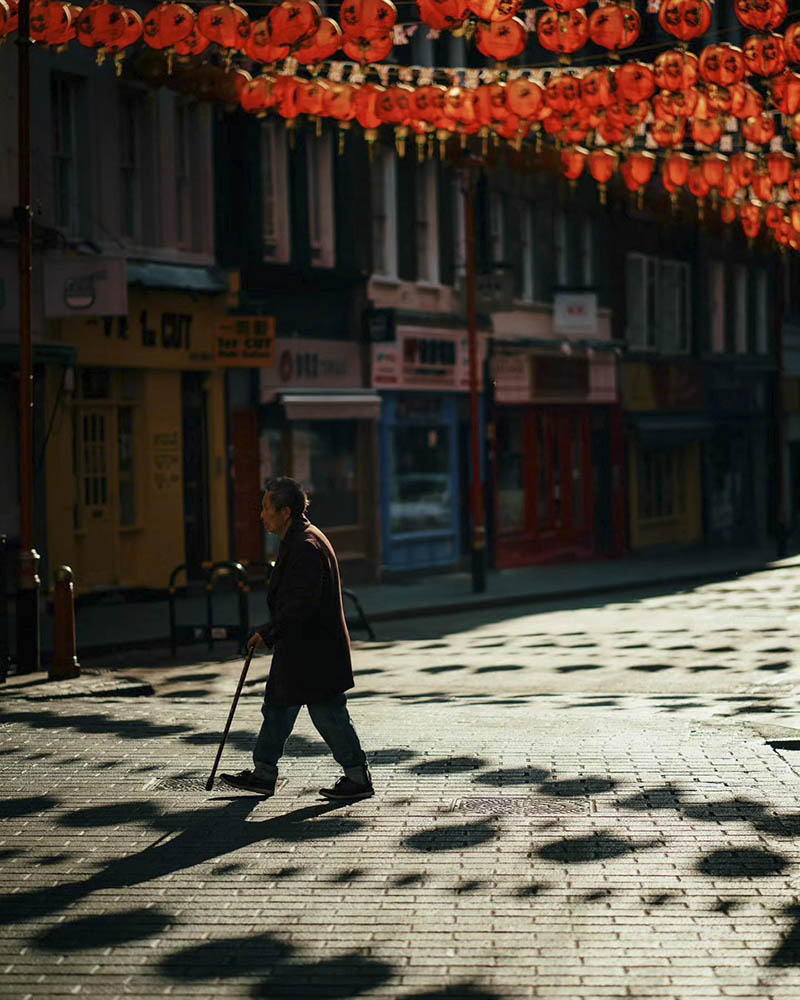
left=206, top=646, right=255, bottom=791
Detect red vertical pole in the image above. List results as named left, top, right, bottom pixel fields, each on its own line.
left=16, top=0, right=40, bottom=673
left=461, top=160, right=486, bottom=593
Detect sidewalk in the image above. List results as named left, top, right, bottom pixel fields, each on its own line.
left=30, top=541, right=800, bottom=657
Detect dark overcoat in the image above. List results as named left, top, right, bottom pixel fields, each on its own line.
left=258, top=515, right=354, bottom=706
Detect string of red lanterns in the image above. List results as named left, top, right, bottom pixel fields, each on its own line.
left=3, top=0, right=800, bottom=251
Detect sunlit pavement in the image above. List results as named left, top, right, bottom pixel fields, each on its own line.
left=4, top=566, right=800, bottom=999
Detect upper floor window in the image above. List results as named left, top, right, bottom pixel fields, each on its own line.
left=555, top=210, right=568, bottom=287
left=755, top=267, right=769, bottom=354
left=415, top=161, right=439, bottom=283
left=51, top=74, right=80, bottom=235
left=261, top=120, right=290, bottom=263
left=734, top=263, right=748, bottom=354
left=489, top=191, right=505, bottom=270
left=306, top=131, right=335, bottom=268
left=452, top=174, right=466, bottom=282
left=626, top=253, right=691, bottom=353
left=516, top=200, right=534, bottom=302
left=175, top=100, right=192, bottom=248
left=119, top=89, right=145, bottom=242
left=709, top=260, right=725, bottom=351
left=371, top=144, right=398, bottom=278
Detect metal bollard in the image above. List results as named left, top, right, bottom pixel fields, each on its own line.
left=50, top=566, right=80, bottom=681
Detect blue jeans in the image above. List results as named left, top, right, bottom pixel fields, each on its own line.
left=253, top=691, right=368, bottom=784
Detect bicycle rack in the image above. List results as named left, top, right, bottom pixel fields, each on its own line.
left=206, top=561, right=250, bottom=654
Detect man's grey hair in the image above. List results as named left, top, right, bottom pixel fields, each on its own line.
left=264, top=477, right=309, bottom=519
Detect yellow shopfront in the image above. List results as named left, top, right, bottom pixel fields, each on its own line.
left=46, top=288, right=229, bottom=592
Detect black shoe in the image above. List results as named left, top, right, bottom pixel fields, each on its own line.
left=319, top=774, right=374, bottom=801
left=219, top=769, right=275, bottom=795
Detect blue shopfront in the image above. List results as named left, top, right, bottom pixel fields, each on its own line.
left=371, top=325, right=486, bottom=573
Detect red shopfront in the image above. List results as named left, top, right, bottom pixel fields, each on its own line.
left=491, top=346, right=626, bottom=568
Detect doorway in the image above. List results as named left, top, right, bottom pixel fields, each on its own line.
left=181, top=373, right=210, bottom=579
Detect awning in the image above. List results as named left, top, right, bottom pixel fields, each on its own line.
left=127, top=261, right=227, bottom=294
left=630, top=413, right=714, bottom=448
left=279, top=389, right=382, bottom=421
left=0, top=340, right=76, bottom=366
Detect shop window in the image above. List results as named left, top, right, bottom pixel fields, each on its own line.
left=175, top=99, right=192, bottom=249
left=293, top=421, right=357, bottom=527
left=415, top=161, right=439, bottom=283
left=118, top=406, right=135, bottom=526
left=390, top=425, right=452, bottom=534
left=710, top=260, right=726, bottom=352
left=496, top=410, right=525, bottom=533
left=371, top=145, right=398, bottom=277
left=261, top=120, right=290, bottom=263
left=119, top=89, right=145, bottom=242
left=51, top=73, right=81, bottom=235
left=734, top=264, right=748, bottom=353
left=307, top=130, right=335, bottom=268
left=755, top=267, right=769, bottom=354
left=626, top=254, right=691, bottom=352
left=638, top=448, right=685, bottom=522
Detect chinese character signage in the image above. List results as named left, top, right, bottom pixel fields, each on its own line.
left=215, top=316, right=275, bottom=367
left=371, top=327, right=485, bottom=391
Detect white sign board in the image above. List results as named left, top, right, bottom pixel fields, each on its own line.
left=553, top=292, right=598, bottom=337
left=260, top=337, right=361, bottom=401
left=44, top=256, right=128, bottom=317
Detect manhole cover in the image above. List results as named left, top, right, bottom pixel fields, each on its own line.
left=448, top=796, right=591, bottom=816
left=146, top=775, right=287, bottom=793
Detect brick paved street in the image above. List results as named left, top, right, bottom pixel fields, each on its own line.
left=4, top=566, right=800, bottom=999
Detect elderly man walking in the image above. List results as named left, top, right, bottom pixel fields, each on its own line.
left=221, top=477, right=373, bottom=801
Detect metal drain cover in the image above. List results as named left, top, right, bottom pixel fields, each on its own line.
left=147, top=775, right=287, bottom=793
left=449, top=796, right=591, bottom=816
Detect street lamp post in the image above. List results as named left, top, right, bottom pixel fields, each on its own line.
left=459, top=156, right=487, bottom=594
left=15, top=0, right=40, bottom=673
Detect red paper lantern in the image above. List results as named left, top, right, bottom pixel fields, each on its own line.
left=467, top=0, right=521, bottom=22
left=688, top=164, right=711, bottom=203
left=295, top=17, right=342, bottom=63
left=651, top=119, right=686, bottom=147
left=588, top=147, right=617, bottom=203
left=654, top=48, right=698, bottom=91
left=785, top=22, right=800, bottom=63
left=143, top=1, right=194, bottom=49
left=339, top=0, right=396, bottom=40
left=788, top=170, right=800, bottom=201
left=475, top=83, right=509, bottom=128
left=476, top=16, right=527, bottom=60
left=174, top=21, right=210, bottom=54
left=743, top=32, right=786, bottom=76
left=561, top=145, right=587, bottom=181
left=0, top=0, right=17, bottom=38
left=766, top=149, right=793, bottom=185
left=246, top=18, right=289, bottom=62
left=730, top=151, right=758, bottom=187
left=341, top=31, right=392, bottom=60
left=240, top=75, right=278, bottom=115
left=721, top=201, right=738, bottom=224
left=416, top=0, right=467, bottom=31
left=752, top=171, right=774, bottom=202
left=740, top=198, right=762, bottom=239
left=536, top=8, right=588, bottom=57
left=701, top=153, right=727, bottom=188
left=765, top=202, right=784, bottom=229
left=741, top=112, right=776, bottom=144
left=355, top=83, right=385, bottom=133
left=30, top=0, right=70, bottom=43
left=622, top=149, right=656, bottom=193
left=699, top=43, right=745, bottom=86
left=588, top=2, right=639, bottom=53
left=268, top=0, right=320, bottom=48
left=579, top=67, right=612, bottom=109
left=545, top=73, right=581, bottom=114
left=771, top=71, right=800, bottom=115
left=691, top=117, right=722, bottom=146
left=614, top=60, right=655, bottom=102
left=506, top=77, right=544, bottom=118
left=197, top=1, right=250, bottom=50
left=76, top=1, right=126, bottom=48
left=729, top=82, right=763, bottom=118
left=106, top=6, right=142, bottom=55
left=734, top=0, right=786, bottom=33
left=653, top=86, right=698, bottom=122
left=720, top=169, right=740, bottom=200
left=658, top=0, right=712, bottom=44
left=541, top=0, right=586, bottom=10
left=324, top=82, right=357, bottom=121
left=662, top=150, right=692, bottom=192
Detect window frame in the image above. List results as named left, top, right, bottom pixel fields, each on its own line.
left=51, top=73, right=80, bottom=236
left=370, top=144, right=398, bottom=278
left=414, top=160, right=439, bottom=284
left=261, top=119, right=291, bottom=264
left=626, top=252, right=692, bottom=354
left=306, top=129, right=335, bottom=269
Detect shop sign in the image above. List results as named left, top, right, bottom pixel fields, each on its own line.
left=491, top=350, right=531, bottom=403
left=260, top=338, right=361, bottom=401
left=371, top=327, right=485, bottom=392
left=553, top=292, right=597, bottom=337
left=215, top=316, right=275, bottom=367
left=44, top=256, right=127, bottom=317
left=59, top=288, right=220, bottom=369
